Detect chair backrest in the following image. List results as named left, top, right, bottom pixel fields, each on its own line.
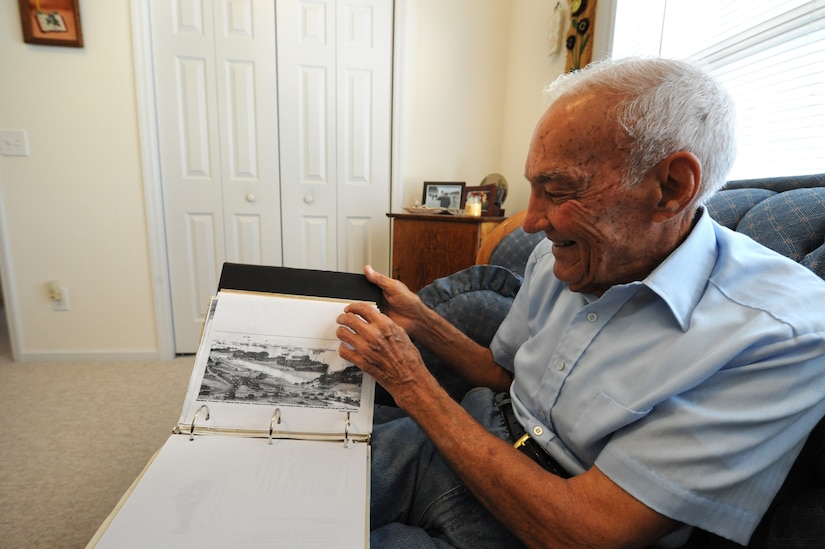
left=475, top=211, right=545, bottom=277
left=706, top=187, right=825, bottom=278
left=475, top=211, right=526, bottom=264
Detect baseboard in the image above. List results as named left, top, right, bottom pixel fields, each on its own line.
left=17, top=349, right=162, bottom=363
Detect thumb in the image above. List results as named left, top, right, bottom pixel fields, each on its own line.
left=364, top=265, right=385, bottom=284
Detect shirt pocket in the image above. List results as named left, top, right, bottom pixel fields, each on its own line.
left=567, top=390, right=651, bottom=461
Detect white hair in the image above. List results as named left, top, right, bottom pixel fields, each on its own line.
left=545, top=57, right=737, bottom=204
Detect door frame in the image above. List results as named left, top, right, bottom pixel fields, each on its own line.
left=130, top=0, right=175, bottom=360
left=0, top=169, right=21, bottom=363
left=129, top=0, right=406, bottom=359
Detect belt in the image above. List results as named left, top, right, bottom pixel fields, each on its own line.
left=498, top=399, right=571, bottom=478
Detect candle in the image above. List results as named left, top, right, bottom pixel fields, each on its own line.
left=465, top=194, right=482, bottom=216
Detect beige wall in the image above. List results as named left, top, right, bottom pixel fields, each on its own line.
left=0, top=0, right=566, bottom=362
left=395, top=0, right=565, bottom=212
left=0, top=2, right=158, bottom=361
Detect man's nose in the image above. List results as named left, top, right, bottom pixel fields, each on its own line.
left=522, top=202, right=551, bottom=234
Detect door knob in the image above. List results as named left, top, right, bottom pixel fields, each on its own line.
left=304, top=194, right=314, bottom=204
left=245, top=193, right=257, bottom=203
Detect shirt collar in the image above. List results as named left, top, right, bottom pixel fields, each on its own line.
left=582, top=207, right=717, bottom=331
left=635, top=208, right=717, bottom=331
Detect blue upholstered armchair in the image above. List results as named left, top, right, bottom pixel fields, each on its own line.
left=409, top=174, right=825, bottom=548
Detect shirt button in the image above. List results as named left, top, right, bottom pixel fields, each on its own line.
left=533, top=426, right=544, bottom=436
left=587, top=312, right=598, bottom=322
left=556, top=361, right=565, bottom=371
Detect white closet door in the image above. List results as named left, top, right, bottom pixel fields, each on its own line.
left=152, top=0, right=281, bottom=353
left=277, top=0, right=392, bottom=272
left=276, top=0, right=337, bottom=269
left=335, top=0, right=393, bottom=272
left=214, top=1, right=282, bottom=268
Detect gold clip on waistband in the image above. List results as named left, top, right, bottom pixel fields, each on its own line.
left=513, top=433, right=531, bottom=449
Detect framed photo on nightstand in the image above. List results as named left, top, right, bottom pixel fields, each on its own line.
left=422, top=182, right=465, bottom=210
left=461, top=184, right=500, bottom=216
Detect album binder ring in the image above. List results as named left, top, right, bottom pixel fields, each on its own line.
left=189, top=404, right=211, bottom=441
left=344, top=412, right=351, bottom=448
left=268, top=408, right=282, bottom=445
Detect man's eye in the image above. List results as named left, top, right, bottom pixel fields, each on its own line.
left=543, top=189, right=567, bottom=200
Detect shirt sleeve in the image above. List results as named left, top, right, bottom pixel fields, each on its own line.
left=594, top=331, right=825, bottom=545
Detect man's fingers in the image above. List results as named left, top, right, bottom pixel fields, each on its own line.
left=343, top=301, right=381, bottom=320
left=336, top=306, right=385, bottom=351
left=337, top=341, right=358, bottom=364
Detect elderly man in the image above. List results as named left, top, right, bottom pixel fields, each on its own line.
left=336, top=57, right=825, bottom=548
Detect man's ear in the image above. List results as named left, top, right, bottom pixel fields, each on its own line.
left=651, top=151, right=701, bottom=222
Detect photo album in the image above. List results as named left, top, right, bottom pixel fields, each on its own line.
left=90, top=264, right=380, bottom=548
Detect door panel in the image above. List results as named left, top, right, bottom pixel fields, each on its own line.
left=214, top=0, right=282, bottom=272
left=335, top=0, right=392, bottom=273
left=153, top=0, right=281, bottom=353
left=278, top=0, right=338, bottom=269
left=153, top=0, right=391, bottom=353
left=153, top=0, right=224, bottom=352
left=184, top=212, right=220, bottom=321
left=279, top=0, right=391, bottom=273
left=177, top=58, right=214, bottom=176
left=304, top=216, right=331, bottom=269
left=230, top=214, right=263, bottom=264
left=344, top=217, right=371, bottom=271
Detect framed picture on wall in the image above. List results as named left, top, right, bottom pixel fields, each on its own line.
left=461, top=184, right=500, bottom=216
left=422, top=182, right=465, bottom=210
left=18, top=0, right=83, bottom=48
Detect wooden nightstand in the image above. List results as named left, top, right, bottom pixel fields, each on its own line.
left=387, top=213, right=506, bottom=292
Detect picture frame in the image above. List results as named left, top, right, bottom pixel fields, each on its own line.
left=422, top=182, right=465, bottom=210
left=461, top=184, right=500, bottom=216
left=18, top=0, right=83, bottom=48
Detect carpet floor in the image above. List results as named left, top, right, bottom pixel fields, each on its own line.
left=0, top=352, right=195, bottom=548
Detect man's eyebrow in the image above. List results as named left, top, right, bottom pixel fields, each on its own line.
left=529, top=170, right=568, bottom=185
left=530, top=169, right=589, bottom=188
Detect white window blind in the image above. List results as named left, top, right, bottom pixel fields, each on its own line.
left=611, top=0, right=825, bottom=180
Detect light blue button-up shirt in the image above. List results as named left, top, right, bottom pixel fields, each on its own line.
left=490, top=208, right=825, bottom=544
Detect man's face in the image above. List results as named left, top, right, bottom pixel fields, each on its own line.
left=523, top=91, right=664, bottom=296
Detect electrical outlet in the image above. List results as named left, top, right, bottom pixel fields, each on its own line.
left=0, top=130, right=30, bottom=157
left=50, top=285, right=70, bottom=311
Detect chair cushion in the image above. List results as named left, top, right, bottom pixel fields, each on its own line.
left=415, top=265, right=523, bottom=401
left=706, top=188, right=777, bottom=230
left=724, top=173, right=825, bottom=192
left=737, top=188, right=825, bottom=278
left=488, top=228, right=545, bottom=276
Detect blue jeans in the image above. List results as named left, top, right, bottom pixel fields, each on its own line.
left=370, top=388, right=526, bottom=548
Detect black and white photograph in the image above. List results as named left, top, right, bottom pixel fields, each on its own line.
left=422, top=181, right=465, bottom=209
left=177, top=290, right=376, bottom=439
left=198, top=331, right=364, bottom=411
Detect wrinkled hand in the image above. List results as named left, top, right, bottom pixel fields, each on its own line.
left=337, top=301, right=429, bottom=399
left=364, top=265, right=427, bottom=338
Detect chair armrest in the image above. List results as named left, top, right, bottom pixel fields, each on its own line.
left=415, top=265, right=523, bottom=401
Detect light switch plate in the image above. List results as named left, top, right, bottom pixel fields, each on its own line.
left=0, top=130, right=30, bottom=157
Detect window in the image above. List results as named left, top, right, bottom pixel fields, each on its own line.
left=609, top=0, right=825, bottom=180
